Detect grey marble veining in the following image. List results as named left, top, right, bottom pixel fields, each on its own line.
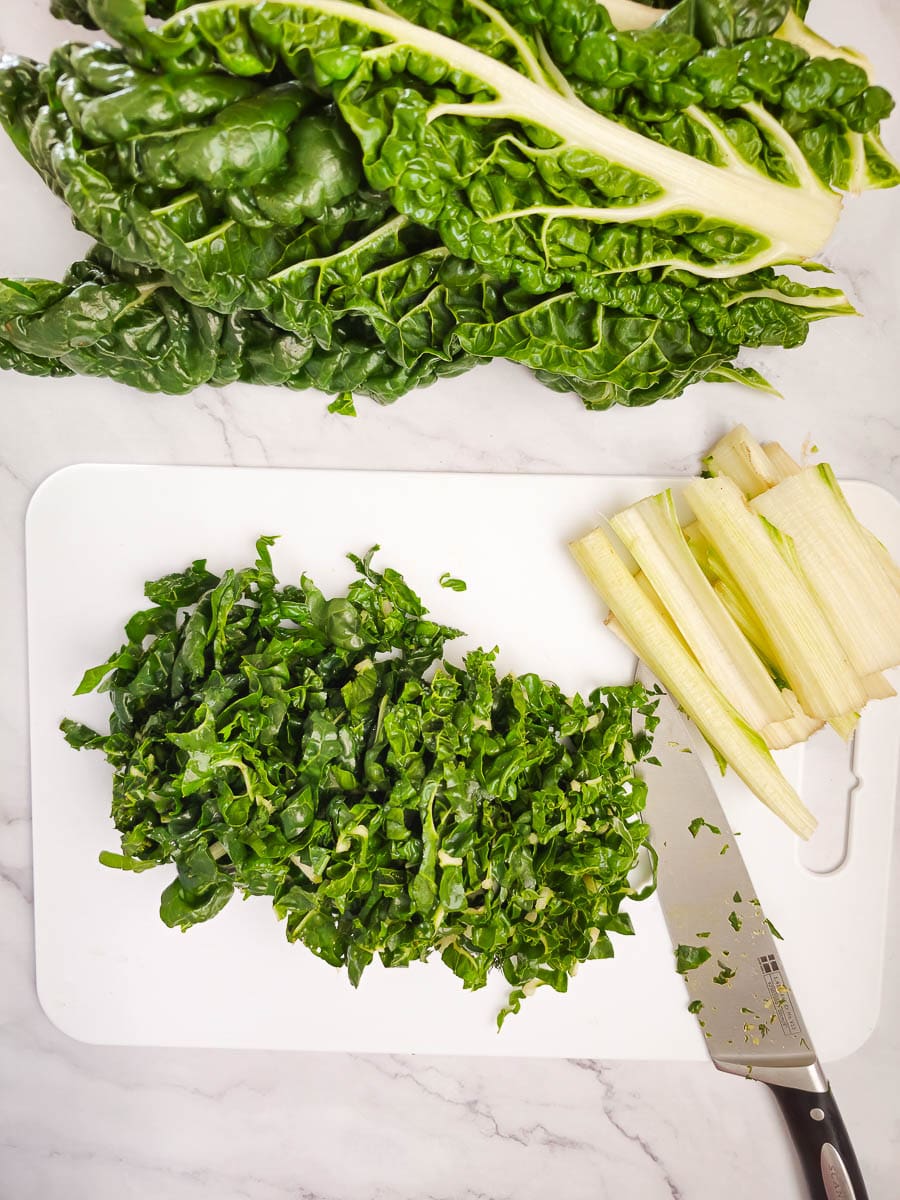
left=2, top=1, right=899, bottom=1197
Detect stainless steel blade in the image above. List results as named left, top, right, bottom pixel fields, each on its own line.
left=635, top=661, right=826, bottom=1091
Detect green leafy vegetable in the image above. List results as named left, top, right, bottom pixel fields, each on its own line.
left=62, top=539, right=658, bottom=1021
left=676, top=943, right=712, bottom=972
left=713, top=958, right=737, bottom=984
left=327, top=394, right=357, bottom=416
left=687, top=998, right=704, bottom=1014
left=1, top=237, right=846, bottom=405
left=764, top=917, right=784, bottom=940
left=439, top=573, right=467, bottom=592
left=0, top=248, right=476, bottom=400
left=165, top=4, right=882, bottom=251
left=1, top=0, right=894, bottom=409
left=728, top=909, right=742, bottom=931
left=688, top=815, right=722, bottom=837
left=50, top=0, right=181, bottom=23
left=125, top=0, right=880, bottom=278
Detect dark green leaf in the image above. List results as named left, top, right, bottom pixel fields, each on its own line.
left=144, top=559, right=218, bottom=608
left=2, top=0, right=890, bottom=411
left=159, top=876, right=234, bottom=929
left=657, top=0, right=791, bottom=47
left=676, top=943, right=712, bottom=972
left=60, top=718, right=106, bottom=749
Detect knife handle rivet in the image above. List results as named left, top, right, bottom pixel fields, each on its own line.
left=810, top=1108, right=826, bottom=1122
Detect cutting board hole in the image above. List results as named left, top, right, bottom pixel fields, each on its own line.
left=797, top=727, right=858, bottom=874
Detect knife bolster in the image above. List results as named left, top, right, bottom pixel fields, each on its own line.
left=713, top=1058, right=828, bottom=1092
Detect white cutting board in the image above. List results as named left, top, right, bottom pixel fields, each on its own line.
left=26, top=465, right=900, bottom=1059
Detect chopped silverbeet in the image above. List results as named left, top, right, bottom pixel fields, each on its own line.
left=688, top=817, right=722, bottom=838
left=61, top=539, right=658, bottom=1026
left=713, top=960, right=737, bottom=986
left=676, top=945, right=712, bottom=973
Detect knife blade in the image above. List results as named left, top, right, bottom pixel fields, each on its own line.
left=635, top=660, right=868, bottom=1200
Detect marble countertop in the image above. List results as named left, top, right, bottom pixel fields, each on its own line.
left=2, top=2, right=899, bottom=1197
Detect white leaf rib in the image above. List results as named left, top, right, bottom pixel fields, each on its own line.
left=170, top=0, right=843, bottom=266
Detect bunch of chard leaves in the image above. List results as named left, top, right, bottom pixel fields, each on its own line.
left=62, top=539, right=658, bottom=1022
left=0, top=0, right=896, bottom=410
left=0, top=239, right=849, bottom=406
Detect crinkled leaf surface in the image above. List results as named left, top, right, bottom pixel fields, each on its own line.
left=0, top=0, right=894, bottom=407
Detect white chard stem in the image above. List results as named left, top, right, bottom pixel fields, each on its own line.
left=569, top=526, right=816, bottom=839
left=703, top=425, right=779, bottom=499
left=611, top=491, right=790, bottom=728
left=752, top=466, right=900, bottom=676
left=684, top=476, right=867, bottom=720
left=574, top=425, right=899, bottom=836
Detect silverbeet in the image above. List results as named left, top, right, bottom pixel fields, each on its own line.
left=62, top=539, right=658, bottom=1023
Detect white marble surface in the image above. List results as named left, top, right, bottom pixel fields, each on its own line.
left=1, top=1, right=899, bottom=1197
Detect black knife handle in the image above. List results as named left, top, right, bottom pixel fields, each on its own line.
left=767, top=1084, right=868, bottom=1200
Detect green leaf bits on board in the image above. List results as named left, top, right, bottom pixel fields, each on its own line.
left=62, top=538, right=659, bottom=1021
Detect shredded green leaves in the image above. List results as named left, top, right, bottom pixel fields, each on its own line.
left=62, top=538, right=658, bottom=1023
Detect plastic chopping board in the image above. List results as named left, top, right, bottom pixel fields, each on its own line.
left=26, top=465, right=900, bottom=1058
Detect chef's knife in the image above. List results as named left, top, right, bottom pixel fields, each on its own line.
left=635, top=661, right=868, bottom=1200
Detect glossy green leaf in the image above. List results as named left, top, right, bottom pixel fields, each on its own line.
left=676, top=943, right=712, bottom=972
left=0, top=0, right=895, bottom=411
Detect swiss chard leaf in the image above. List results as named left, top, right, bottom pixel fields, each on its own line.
left=676, top=943, right=712, bottom=972
left=656, top=0, right=791, bottom=46
left=1, top=0, right=894, bottom=410
left=0, top=242, right=853, bottom=408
